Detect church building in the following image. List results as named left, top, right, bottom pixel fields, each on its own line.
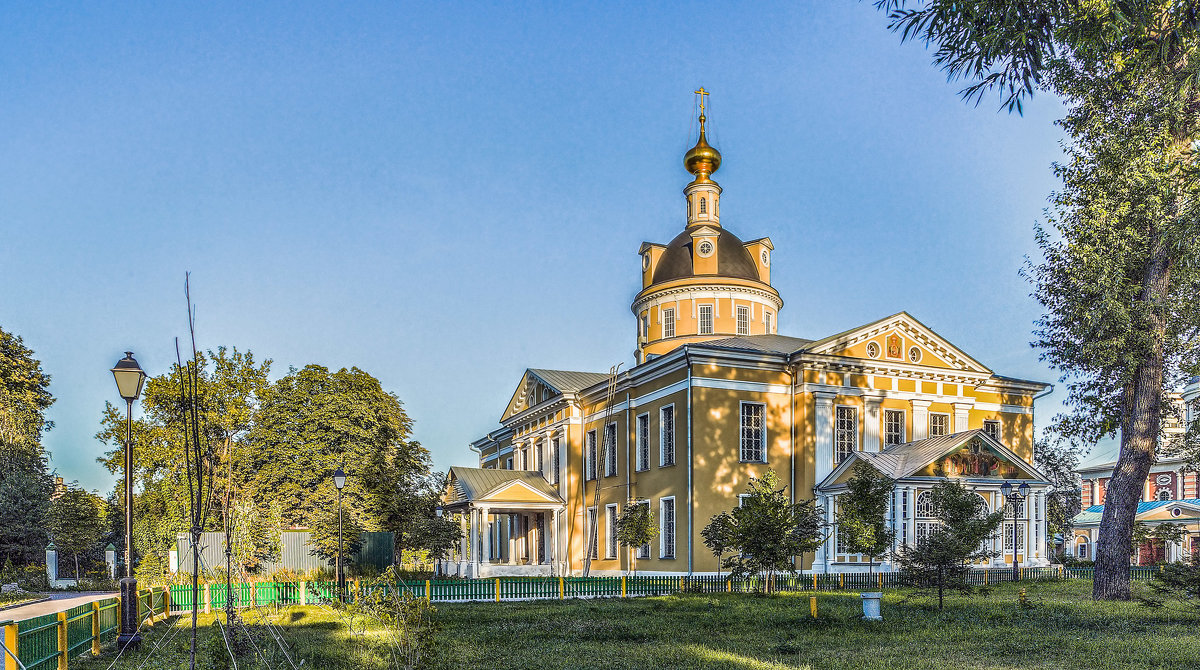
left=441, top=94, right=1053, bottom=577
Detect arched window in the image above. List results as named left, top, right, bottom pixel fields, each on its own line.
left=699, top=197, right=707, bottom=214
left=1075, top=537, right=1089, bottom=558
left=973, top=493, right=989, bottom=516
left=916, top=491, right=935, bottom=519
left=1158, top=489, right=1173, bottom=501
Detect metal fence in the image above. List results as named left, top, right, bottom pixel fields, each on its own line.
left=0, top=567, right=1169, bottom=669
left=2, top=588, right=165, bottom=670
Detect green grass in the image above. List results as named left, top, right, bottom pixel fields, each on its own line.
left=73, top=581, right=1200, bottom=669
left=0, top=591, right=38, bottom=608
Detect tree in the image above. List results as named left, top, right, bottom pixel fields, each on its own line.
left=701, top=511, right=735, bottom=582
left=246, top=364, right=429, bottom=543
left=1034, top=436, right=1082, bottom=558
left=45, top=485, right=107, bottom=579
left=615, top=500, right=658, bottom=575
left=836, top=462, right=896, bottom=576
left=1143, top=550, right=1200, bottom=613
left=723, top=470, right=824, bottom=590
left=1133, top=522, right=1185, bottom=565
left=874, top=0, right=1200, bottom=600
left=893, top=480, right=1004, bottom=610
left=0, top=326, right=55, bottom=566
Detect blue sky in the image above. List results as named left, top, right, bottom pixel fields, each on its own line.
left=2, top=2, right=1075, bottom=494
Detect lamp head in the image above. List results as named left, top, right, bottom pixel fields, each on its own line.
left=1000, top=481, right=1013, bottom=498
left=333, top=466, right=347, bottom=490
left=1018, top=481, right=1030, bottom=498
left=111, top=352, right=147, bottom=402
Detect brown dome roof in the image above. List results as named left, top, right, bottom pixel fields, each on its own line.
left=651, top=225, right=761, bottom=285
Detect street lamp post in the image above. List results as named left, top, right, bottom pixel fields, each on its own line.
left=1000, top=481, right=1030, bottom=583
left=333, top=466, right=347, bottom=602
left=111, top=352, right=146, bottom=650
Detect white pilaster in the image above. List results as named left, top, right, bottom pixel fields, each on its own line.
left=863, top=393, right=883, bottom=453
left=911, top=399, right=931, bottom=441
left=953, top=402, right=973, bottom=433
left=814, top=392, right=837, bottom=483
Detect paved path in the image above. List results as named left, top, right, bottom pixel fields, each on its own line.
left=0, top=592, right=117, bottom=621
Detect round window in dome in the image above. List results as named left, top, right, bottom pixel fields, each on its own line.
left=866, top=342, right=880, bottom=359
left=908, top=346, right=922, bottom=363
left=697, top=239, right=715, bottom=258
left=642, top=253, right=650, bottom=270
left=760, top=250, right=770, bottom=267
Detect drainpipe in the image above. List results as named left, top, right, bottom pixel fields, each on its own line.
left=625, top=387, right=631, bottom=574
left=1032, top=384, right=1055, bottom=445
left=787, top=362, right=797, bottom=570
left=686, top=347, right=694, bottom=577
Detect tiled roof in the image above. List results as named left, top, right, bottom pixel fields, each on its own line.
left=528, top=369, right=611, bottom=393
left=445, top=466, right=563, bottom=505
left=694, top=334, right=814, bottom=355
left=859, top=430, right=991, bottom=480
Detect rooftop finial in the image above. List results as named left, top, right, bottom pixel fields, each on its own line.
left=684, top=88, right=721, bottom=181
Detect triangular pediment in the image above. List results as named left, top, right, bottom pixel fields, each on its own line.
left=804, top=312, right=991, bottom=375
left=1139, top=501, right=1200, bottom=522
left=479, top=479, right=560, bottom=503
left=818, top=431, right=1046, bottom=491
left=501, top=370, right=561, bottom=421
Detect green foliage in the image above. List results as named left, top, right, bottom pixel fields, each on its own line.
left=0, top=326, right=55, bottom=566
left=835, top=462, right=896, bottom=575
left=615, top=500, right=657, bottom=574
left=720, top=470, right=825, bottom=588
left=45, top=484, right=107, bottom=579
left=1034, top=436, right=1082, bottom=542
left=1143, top=550, right=1200, bottom=613
left=1132, top=522, right=1185, bottom=563
left=701, top=511, right=735, bottom=580
left=230, top=499, right=283, bottom=574
left=894, top=480, right=1004, bottom=609
left=350, top=576, right=441, bottom=669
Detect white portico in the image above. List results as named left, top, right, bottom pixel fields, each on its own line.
left=441, top=466, right=566, bottom=578
left=815, top=430, right=1052, bottom=573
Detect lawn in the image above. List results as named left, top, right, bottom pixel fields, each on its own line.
left=74, top=581, right=1200, bottom=670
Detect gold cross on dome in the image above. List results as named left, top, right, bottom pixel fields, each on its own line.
left=694, top=87, right=709, bottom=112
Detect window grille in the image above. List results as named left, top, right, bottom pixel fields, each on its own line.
left=663, top=308, right=675, bottom=338
left=736, top=305, right=750, bottom=335
left=698, top=304, right=714, bottom=335
left=604, top=423, right=617, bottom=477
left=661, top=498, right=675, bottom=558
left=835, top=406, right=857, bottom=464
left=588, top=508, right=598, bottom=560
left=884, top=409, right=905, bottom=446
left=916, top=491, right=935, bottom=518
left=764, top=311, right=772, bottom=334
left=636, top=414, right=650, bottom=471
left=586, top=430, right=597, bottom=481
left=634, top=502, right=651, bottom=559
left=740, top=403, right=766, bottom=462
left=699, top=197, right=706, bottom=214
left=983, top=420, right=1001, bottom=441
left=929, top=413, right=950, bottom=437
left=607, top=505, right=619, bottom=558
left=660, top=405, right=675, bottom=466
left=551, top=438, right=561, bottom=485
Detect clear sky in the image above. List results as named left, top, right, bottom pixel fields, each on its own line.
left=2, top=1, right=1075, bottom=495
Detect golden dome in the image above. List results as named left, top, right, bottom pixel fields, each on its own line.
left=684, top=114, right=721, bottom=180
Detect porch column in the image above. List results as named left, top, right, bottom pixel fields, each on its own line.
left=459, top=511, right=469, bottom=573
left=479, top=506, right=491, bottom=568
left=891, top=485, right=902, bottom=555
left=531, top=513, right=541, bottom=565
left=814, top=392, right=837, bottom=483
left=905, top=486, right=916, bottom=546
left=910, top=400, right=931, bottom=441
left=551, top=508, right=561, bottom=574
left=508, top=514, right=518, bottom=565
left=953, top=402, right=973, bottom=433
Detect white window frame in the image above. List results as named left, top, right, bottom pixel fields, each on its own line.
left=535, top=440, right=544, bottom=472
left=662, top=307, right=676, bottom=339
left=929, top=412, right=951, bottom=438
left=586, top=430, right=597, bottom=481
left=698, top=304, right=714, bottom=335
left=660, top=404, right=676, bottom=467
left=659, top=496, right=676, bottom=559
left=551, top=438, right=561, bottom=485
left=739, top=401, right=767, bottom=463
left=983, top=420, right=1001, bottom=441
left=505, top=456, right=513, bottom=470
left=736, top=305, right=750, bottom=336
left=636, top=413, right=650, bottom=472
left=632, top=500, right=651, bottom=559
left=604, top=422, right=618, bottom=477
left=834, top=405, right=858, bottom=464
left=606, top=503, right=619, bottom=559
left=737, top=493, right=751, bottom=508
left=883, top=408, right=907, bottom=446
left=764, top=310, right=773, bottom=334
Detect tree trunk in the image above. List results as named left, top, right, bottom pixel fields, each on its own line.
left=1093, top=232, right=1172, bottom=600
left=75, top=553, right=80, bottom=580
